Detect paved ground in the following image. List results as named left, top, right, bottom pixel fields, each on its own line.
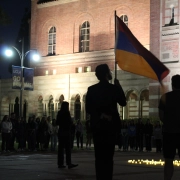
left=1, top=148, right=180, bottom=180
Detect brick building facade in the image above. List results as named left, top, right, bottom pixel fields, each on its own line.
left=1, top=0, right=178, bottom=122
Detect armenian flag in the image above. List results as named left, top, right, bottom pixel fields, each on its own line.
left=115, top=16, right=170, bottom=81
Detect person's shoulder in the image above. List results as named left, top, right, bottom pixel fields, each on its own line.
left=170, top=90, right=180, bottom=95
left=88, top=83, right=99, bottom=89
left=87, top=83, right=99, bottom=92
left=161, top=91, right=175, bottom=100
left=57, top=110, right=61, bottom=115
left=160, top=93, right=167, bottom=102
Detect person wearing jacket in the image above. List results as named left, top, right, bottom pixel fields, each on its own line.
left=1, top=115, right=12, bottom=152
left=128, top=120, right=136, bottom=151
left=144, top=119, right=153, bottom=152
left=86, top=64, right=126, bottom=180
left=56, top=101, right=78, bottom=169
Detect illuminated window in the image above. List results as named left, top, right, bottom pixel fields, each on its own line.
left=76, top=67, right=82, bottom=73
left=80, top=21, right=90, bottom=52
left=120, top=15, right=128, bottom=26
left=84, top=66, right=91, bottom=72
left=53, top=69, right=56, bottom=75
left=45, top=70, right=49, bottom=75
left=48, top=27, right=56, bottom=55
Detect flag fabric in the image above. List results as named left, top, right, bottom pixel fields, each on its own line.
left=115, top=15, right=170, bottom=81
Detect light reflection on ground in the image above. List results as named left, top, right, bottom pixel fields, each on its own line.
left=128, top=159, right=180, bottom=166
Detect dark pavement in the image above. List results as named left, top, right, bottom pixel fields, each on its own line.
left=1, top=148, right=180, bottom=180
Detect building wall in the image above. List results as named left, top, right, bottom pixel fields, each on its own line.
left=149, top=0, right=180, bottom=117
left=30, top=0, right=150, bottom=76
left=0, top=0, right=151, bottom=120
left=0, top=70, right=149, bottom=120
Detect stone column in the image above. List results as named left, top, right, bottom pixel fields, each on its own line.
left=80, top=99, right=84, bottom=121
left=43, top=100, right=48, bottom=116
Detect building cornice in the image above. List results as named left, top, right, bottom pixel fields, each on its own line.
left=31, top=49, right=115, bottom=68
left=37, top=0, right=79, bottom=8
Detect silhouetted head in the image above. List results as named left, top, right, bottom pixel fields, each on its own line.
left=172, top=74, right=180, bottom=90
left=95, top=64, right=112, bottom=81
left=60, top=101, right=69, bottom=112
left=2, top=115, right=9, bottom=122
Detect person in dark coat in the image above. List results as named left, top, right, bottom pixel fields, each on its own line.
left=128, top=120, right=136, bottom=151
left=16, top=117, right=26, bottom=151
left=56, top=101, right=78, bottom=169
left=27, top=117, right=36, bottom=151
left=135, top=118, right=144, bottom=152
left=70, top=119, right=76, bottom=150
left=144, top=119, right=153, bottom=152
left=9, top=113, right=17, bottom=151
left=85, top=118, right=92, bottom=150
left=35, top=117, right=41, bottom=150
left=86, top=64, right=126, bottom=180
left=38, top=116, right=48, bottom=151
left=153, top=121, right=162, bottom=153
left=76, top=120, right=84, bottom=149
left=159, top=75, right=180, bottom=180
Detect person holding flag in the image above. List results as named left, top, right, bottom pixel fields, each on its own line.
left=114, top=12, right=172, bottom=180
left=86, top=64, right=126, bottom=180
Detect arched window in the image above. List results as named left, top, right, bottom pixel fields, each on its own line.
left=48, top=27, right=56, bottom=55
left=120, top=15, right=128, bottom=26
left=79, top=21, right=90, bottom=52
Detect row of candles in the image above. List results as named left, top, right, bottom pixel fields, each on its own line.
left=128, top=159, right=180, bottom=166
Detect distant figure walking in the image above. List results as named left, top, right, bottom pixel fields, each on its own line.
left=86, top=64, right=126, bottom=180
left=159, top=75, right=180, bottom=180
left=56, top=101, right=78, bottom=169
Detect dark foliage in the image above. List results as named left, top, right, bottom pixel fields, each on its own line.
left=8, top=8, right=31, bottom=74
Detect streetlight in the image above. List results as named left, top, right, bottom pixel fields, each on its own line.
left=5, top=40, right=40, bottom=118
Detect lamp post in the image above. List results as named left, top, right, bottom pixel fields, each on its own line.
left=5, top=38, right=40, bottom=118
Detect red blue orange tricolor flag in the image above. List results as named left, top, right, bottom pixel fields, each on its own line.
left=115, top=15, right=170, bottom=82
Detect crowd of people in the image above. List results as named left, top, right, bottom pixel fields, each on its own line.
left=0, top=112, right=93, bottom=153
left=0, top=113, right=58, bottom=153
left=1, top=64, right=179, bottom=180
left=0, top=112, right=162, bottom=154
left=117, top=118, right=162, bottom=153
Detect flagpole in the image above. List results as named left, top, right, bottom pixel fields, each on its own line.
left=114, top=10, right=117, bottom=79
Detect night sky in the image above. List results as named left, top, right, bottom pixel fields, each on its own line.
left=0, top=0, right=31, bottom=79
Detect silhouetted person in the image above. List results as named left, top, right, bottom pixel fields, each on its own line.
left=56, top=101, right=78, bottom=169
left=144, top=119, right=153, bottom=152
left=9, top=113, right=17, bottom=151
left=1, top=115, right=12, bottom=153
left=44, top=116, right=51, bottom=150
left=16, top=117, right=26, bottom=151
left=85, top=118, right=92, bottom=150
left=76, top=120, right=83, bottom=149
left=27, top=117, right=36, bottom=151
left=153, top=121, right=162, bottom=153
left=71, top=119, right=76, bottom=149
left=38, top=116, right=48, bottom=151
left=86, top=64, right=126, bottom=180
left=136, top=118, right=144, bottom=152
left=159, top=74, right=180, bottom=180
